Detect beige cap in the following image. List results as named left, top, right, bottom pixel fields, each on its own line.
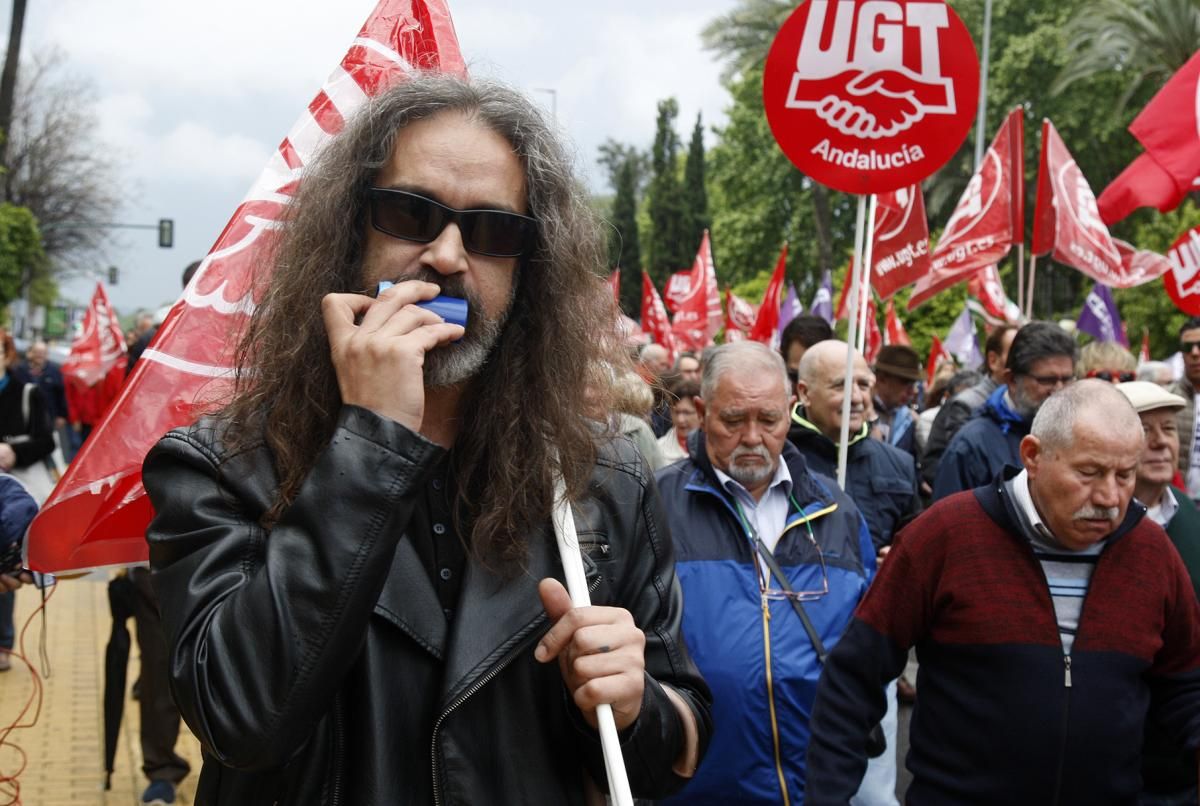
left=1115, top=381, right=1187, bottom=413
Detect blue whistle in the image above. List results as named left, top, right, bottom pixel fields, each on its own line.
left=375, top=281, right=469, bottom=332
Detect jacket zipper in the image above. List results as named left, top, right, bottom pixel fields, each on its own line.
left=1051, top=654, right=1071, bottom=805
left=430, top=574, right=602, bottom=806
left=760, top=594, right=792, bottom=806
left=330, top=692, right=346, bottom=806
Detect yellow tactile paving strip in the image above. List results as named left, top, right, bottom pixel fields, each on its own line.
left=0, top=578, right=201, bottom=805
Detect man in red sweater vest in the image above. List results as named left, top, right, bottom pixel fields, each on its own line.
left=805, top=380, right=1200, bottom=805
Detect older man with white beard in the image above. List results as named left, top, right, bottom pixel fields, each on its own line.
left=656, top=341, right=876, bottom=805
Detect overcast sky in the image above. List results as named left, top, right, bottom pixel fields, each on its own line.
left=8, top=0, right=737, bottom=316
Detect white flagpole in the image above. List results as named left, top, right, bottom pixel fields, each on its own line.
left=1025, top=252, right=1037, bottom=319
left=838, top=195, right=868, bottom=489
left=856, top=194, right=878, bottom=354
left=551, top=472, right=634, bottom=806
left=1016, top=243, right=1025, bottom=318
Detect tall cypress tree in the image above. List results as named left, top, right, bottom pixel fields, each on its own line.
left=682, top=113, right=709, bottom=250
left=645, top=98, right=690, bottom=285
left=608, top=157, right=642, bottom=316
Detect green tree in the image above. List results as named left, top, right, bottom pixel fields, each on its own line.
left=645, top=98, right=692, bottom=283
left=0, top=201, right=46, bottom=308
left=682, top=113, right=710, bottom=250
left=608, top=156, right=643, bottom=316
left=1052, top=0, right=1200, bottom=109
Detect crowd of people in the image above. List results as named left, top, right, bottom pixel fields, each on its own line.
left=0, top=74, right=1198, bottom=806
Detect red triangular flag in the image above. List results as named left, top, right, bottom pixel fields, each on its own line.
left=909, top=108, right=1023, bottom=310
left=1140, top=328, right=1151, bottom=364
left=671, top=230, right=723, bottom=351
left=864, top=299, right=883, bottom=365
left=869, top=187, right=931, bottom=300
left=1128, top=50, right=1200, bottom=200
left=749, top=244, right=789, bottom=344
left=884, top=299, right=911, bottom=347
left=641, top=273, right=679, bottom=362
left=1098, top=151, right=1189, bottom=225
left=723, top=288, right=755, bottom=341
left=926, top=334, right=951, bottom=387
left=28, top=0, right=469, bottom=573
left=966, top=264, right=1014, bottom=322
left=663, top=269, right=691, bottom=313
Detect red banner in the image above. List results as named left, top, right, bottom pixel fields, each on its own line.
left=1166, top=226, right=1200, bottom=316
left=725, top=289, right=758, bottom=336
left=671, top=230, right=722, bottom=351
left=62, top=282, right=128, bottom=430
left=883, top=298, right=911, bottom=346
left=908, top=107, right=1023, bottom=310
left=642, top=273, right=679, bottom=360
left=1125, top=49, right=1200, bottom=205
left=1029, top=119, right=1156, bottom=288
left=966, top=264, right=1012, bottom=322
left=749, top=244, right=789, bottom=344
left=27, top=0, right=468, bottom=573
left=864, top=299, right=883, bottom=365
left=663, top=269, right=691, bottom=313
left=870, top=186, right=931, bottom=299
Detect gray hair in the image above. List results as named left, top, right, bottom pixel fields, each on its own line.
left=1031, top=379, right=1142, bottom=453
left=701, top=341, right=790, bottom=401
left=1136, top=361, right=1173, bottom=384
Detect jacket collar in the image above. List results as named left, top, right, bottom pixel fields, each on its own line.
left=789, top=403, right=870, bottom=453
left=983, top=385, right=1031, bottom=434
left=974, top=465, right=1148, bottom=549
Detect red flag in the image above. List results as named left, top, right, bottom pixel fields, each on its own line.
left=1140, top=328, right=1151, bottom=364
left=671, top=230, right=722, bottom=351
left=1030, top=119, right=1151, bottom=288
left=926, top=335, right=951, bottom=387
left=63, top=282, right=128, bottom=430
left=607, top=269, right=620, bottom=306
left=864, top=299, right=883, bottom=365
left=834, top=258, right=861, bottom=321
left=883, top=299, right=911, bottom=347
left=27, top=1, right=468, bottom=573
left=869, top=187, right=931, bottom=300
left=641, top=273, right=678, bottom=362
left=724, top=289, right=757, bottom=337
left=663, top=269, right=691, bottom=313
left=1100, top=46, right=1200, bottom=224
left=1098, top=152, right=1190, bottom=225
left=909, top=108, right=1023, bottom=310
left=966, top=264, right=1012, bottom=322
left=749, top=244, right=789, bottom=344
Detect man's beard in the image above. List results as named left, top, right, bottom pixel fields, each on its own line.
left=1010, top=383, right=1041, bottom=420
left=395, top=270, right=516, bottom=387
left=726, top=444, right=777, bottom=489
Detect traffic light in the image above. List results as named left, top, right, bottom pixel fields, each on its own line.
left=108, top=266, right=119, bottom=285
left=158, top=218, right=174, bottom=248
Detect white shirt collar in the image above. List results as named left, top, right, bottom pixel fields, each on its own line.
left=714, top=456, right=792, bottom=510
left=1145, top=486, right=1180, bottom=527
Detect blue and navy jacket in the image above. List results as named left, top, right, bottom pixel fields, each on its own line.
left=932, top=385, right=1028, bottom=502
left=656, top=432, right=875, bottom=805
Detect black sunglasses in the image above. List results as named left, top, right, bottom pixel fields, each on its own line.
left=1181, top=340, right=1200, bottom=354
left=367, top=187, right=537, bottom=258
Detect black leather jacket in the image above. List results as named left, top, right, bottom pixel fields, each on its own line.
left=143, top=406, right=712, bottom=805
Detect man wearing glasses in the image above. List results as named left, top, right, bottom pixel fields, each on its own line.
left=142, top=75, right=710, bottom=805
left=932, top=322, right=1078, bottom=502
left=1170, top=317, right=1200, bottom=503
left=805, top=380, right=1200, bottom=805
left=655, top=341, right=875, bottom=805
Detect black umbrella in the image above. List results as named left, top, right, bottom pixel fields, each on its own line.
left=103, top=574, right=136, bottom=789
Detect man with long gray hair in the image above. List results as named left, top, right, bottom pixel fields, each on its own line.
left=656, top=341, right=874, bottom=804
left=805, top=380, right=1200, bottom=804
left=141, top=74, right=710, bottom=805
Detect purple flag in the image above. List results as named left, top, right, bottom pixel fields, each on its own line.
left=779, top=282, right=804, bottom=334
left=944, top=307, right=984, bottom=370
left=1076, top=284, right=1129, bottom=346
left=811, top=270, right=834, bottom=324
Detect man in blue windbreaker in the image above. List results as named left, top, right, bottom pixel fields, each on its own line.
left=656, top=341, right=876, bottom=805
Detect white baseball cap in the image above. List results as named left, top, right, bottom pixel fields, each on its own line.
left=1115, top=381, right=1187, bottom=414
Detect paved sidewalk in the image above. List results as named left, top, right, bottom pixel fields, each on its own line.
left=0, top=577, right=202, bottom=806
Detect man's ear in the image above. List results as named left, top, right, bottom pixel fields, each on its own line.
left=795, top=380, right=809, bottom=408
left=1019, top=434, right=1041, bottom=476
left=1003, top=368, right=1016, bottom=389
left=693, top=396, right=706, bottom=430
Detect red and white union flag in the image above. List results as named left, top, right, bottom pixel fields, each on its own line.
left=908, top=107, right=1023, bottom=310
left=641, top=273, right=679, bottom=363
left=27, top=0, right=468, bottom=573
left=869, top=185, right=931, bottom=300
left=671, top=231, right=723, bottom=352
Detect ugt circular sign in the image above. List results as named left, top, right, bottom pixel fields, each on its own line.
left=764, top=0, right=980, bottom=195
left=1166, top=225, right=1200, bottom=316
